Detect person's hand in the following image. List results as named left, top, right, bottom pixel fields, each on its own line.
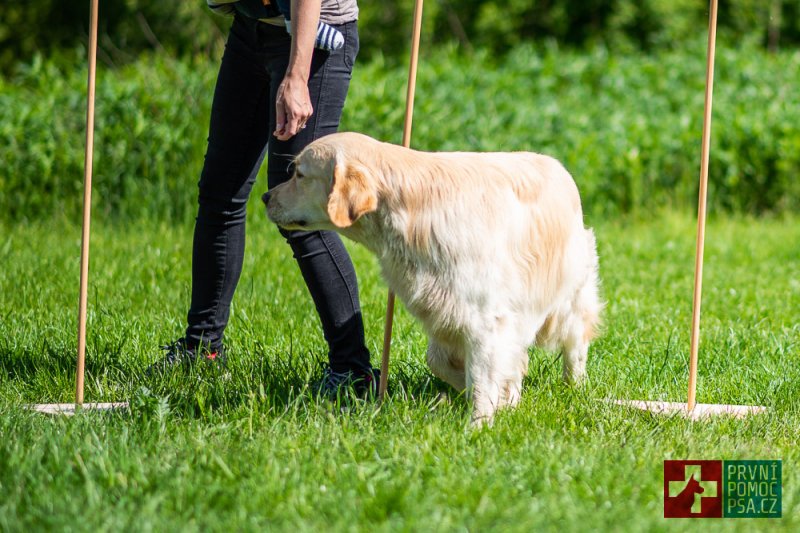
left=274, top=73, right=313, bottom=140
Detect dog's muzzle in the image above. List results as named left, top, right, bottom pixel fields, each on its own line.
left=262, top=190, right=307, bottom=228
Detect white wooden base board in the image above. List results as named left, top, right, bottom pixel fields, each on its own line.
left=608, top=400, right=765, bottom=420
left=27, top=402, right=129, bottom=415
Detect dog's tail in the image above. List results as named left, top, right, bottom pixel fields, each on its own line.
left=581, top=228, right=603, bottom=342
left=535, top=227, right=603, bottom=350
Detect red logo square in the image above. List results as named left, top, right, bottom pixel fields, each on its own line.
left=664, top=460, right=723, bottom=518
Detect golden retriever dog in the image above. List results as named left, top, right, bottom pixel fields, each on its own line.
left=265, top=132, right=601, bottom=425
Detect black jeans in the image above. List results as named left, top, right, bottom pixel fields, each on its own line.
left=185, top=15, right=371, bottom=374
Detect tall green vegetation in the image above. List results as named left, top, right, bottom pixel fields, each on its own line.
left=2, top=40, right=798, bottom=223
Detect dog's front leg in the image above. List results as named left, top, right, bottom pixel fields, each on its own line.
left=465, top=339, right=503, bottom=427
left=466, top=332, right=529, bottom=426
left=426, top=340, right=466, bottom=391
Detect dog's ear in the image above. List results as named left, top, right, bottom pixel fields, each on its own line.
left=327, top=163, right=378, bottom=228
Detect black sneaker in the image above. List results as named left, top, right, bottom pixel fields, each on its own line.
left=315, top=366, right=381, bottom=399
left=145, top=338, right=227, bottom=375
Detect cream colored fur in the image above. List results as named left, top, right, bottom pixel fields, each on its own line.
left=266, top=132, right=602, bottom=425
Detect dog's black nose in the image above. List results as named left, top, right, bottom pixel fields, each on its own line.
left=261, top=191, right=271, bottom=205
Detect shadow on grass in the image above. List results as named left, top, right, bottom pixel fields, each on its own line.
left=1, top=338, right=576, bottom=422
left=129, top=345, right=460, bottom=420
left=0, top=337, right=130, bottom=383
left=0, top=332, right=459, bottom=420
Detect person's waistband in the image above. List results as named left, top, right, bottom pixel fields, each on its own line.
left=234, top=1, right=285, bottom=25
left=233, top=0, right=357, bottom=26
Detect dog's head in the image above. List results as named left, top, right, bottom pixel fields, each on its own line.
left=264, top=133, right=379, bottom=231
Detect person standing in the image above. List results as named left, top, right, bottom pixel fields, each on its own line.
left=150, top=0, right=378, bottom=396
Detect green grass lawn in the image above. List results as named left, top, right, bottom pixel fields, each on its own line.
left=1, top=211, right=798, bottom=531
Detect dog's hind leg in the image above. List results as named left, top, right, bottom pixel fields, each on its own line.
left=562, top=330, right=589, bottom=384
left=426, top=339, right=466, bottom=391
left=559, top=297, right=601, bottom=385
left=560, top=235, right=602, bottom=384
left=539, top=307, right=592, bottom=384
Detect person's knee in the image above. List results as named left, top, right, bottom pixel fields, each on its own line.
left=278, top=226, right=319, bottom=244
left=196, top=188, right=249, bottom=224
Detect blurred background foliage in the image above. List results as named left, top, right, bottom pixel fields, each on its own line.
left=1, top=1, right=799, bottom=223
left=0, top=0, right=798, bottom=72
left=3, top=39, right=798, bottom=223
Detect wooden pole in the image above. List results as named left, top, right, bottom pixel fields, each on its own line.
left=379, top=0, right=424, bottom=400
left=687, top=0, right=719, bottom=412
left=401, top=0, right=423, bottom=149
left=76, top=0, right=100, bottom=406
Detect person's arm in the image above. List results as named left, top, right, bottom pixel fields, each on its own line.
left=274, top=0, right=321, bottom=141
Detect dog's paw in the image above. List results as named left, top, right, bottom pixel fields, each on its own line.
left=469, top=412, right=495, bottom=429
left=434, top=391, right=451, bottom=406
left=562, top=370, right=587, bottom=386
